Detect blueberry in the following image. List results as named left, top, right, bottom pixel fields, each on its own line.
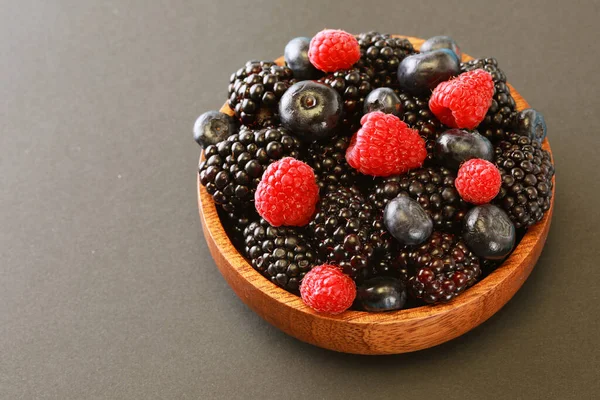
left=279, top=81, right=343, bottom=141
left=397, top=49, right=460, bottom=95
left=355, top=277, right=407, bottom=312
left=193, top=111, right=237, bottom=147
left=284, top=37, right=322, bottom=80
left=463, top=204, right=516, bottom=260
left=435, top=129, right=494, bottom=170
left=516, top=108, right=547, bottom=143
left=420, top=36, right=462, bottom=61
left=363, top=87, right=403, bottom=116
left=384, top=193, right=433, bottom=245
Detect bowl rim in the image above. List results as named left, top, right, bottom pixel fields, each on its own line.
left=198, top=35, right=555, bottom=326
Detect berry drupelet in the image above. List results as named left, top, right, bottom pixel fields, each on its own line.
left=369, top=167, right=469, bottom=232
left=305, top=135, right=358, bottom=194
left=199, top=126, right=301, bottom=213
left=319, top=67, right=374, bottom=132
left=228, top=61, right=296, bottom=128
left=460, top=58, right=517, bottom=141
left=406, top=231, right=481, bottom=304
left=356, top=32, right=416, bottom=87
left=244, top=219, right=318, bottom=293
left=494, top=133, right=555, bottom=229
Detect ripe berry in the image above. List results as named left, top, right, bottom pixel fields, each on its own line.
left=363, top=87, right=402, bottom=116
left=284, top=37, right=323, bottom=80
left=345, top=111, right=427, bottom=176
left=355, top=277, right=407, bottom=312
left=308, top=29, right=361, bottom=72
left=429, top=69, right=495, bottom=129
left=420, top=36, right=462, bottom=60
left=463, top=204, right=516, bottom=260
left=515, top=108, right=547, bottom=143
left=300, top=264, right=356, bottom=314
left=455, top=159, right=502, bottom=205
left=383, top=193, right=433, bottom=246
left=279, top=81, right=343, bottom=141
left=193, top=111, right=237, bottom=147
left=397, top=49, right=460, bottom=95
left=435, top=129, right=494, bottom=170
left=255, top=157, right=319, bottom=227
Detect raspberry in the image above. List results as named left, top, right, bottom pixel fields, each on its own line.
left=255, top=157, right=319, bottom=227
left=455, top=159, right=502, bottom=205
left=345, top=111, right=427, bottom=176
left=300, top=264, right=356, bottom=314
left=308, top=29, right=361, bottom=72
left=429, top=69, right=494, bottom=129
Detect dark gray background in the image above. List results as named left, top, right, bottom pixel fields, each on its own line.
left=1, top=0, right=599, bottom=399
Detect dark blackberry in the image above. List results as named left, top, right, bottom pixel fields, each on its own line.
left=305, top=135, right=358, bottom=193
left=397, top=92, right=442, bottom=137
left=243, top=219, right=318, bottom=293
left=319, top=67, right=374, bottom=132
left=356, top=32, right=416, bottom=87
left=494, top=133, right=555, bottom=229
left=369, top=167, right=469, bottom=232
left=397, top=92, right=444, bottom=164
left=460, top=58, right=517, bottom=141
left=198, top=126, right=301, bottom=213
left=228, top=61, right=296, bottom=128
left=407, top=231, right=481, bottom=304
left=308, top=186, right=385, bottom=280
left=218, top=207, right=258, bottom=251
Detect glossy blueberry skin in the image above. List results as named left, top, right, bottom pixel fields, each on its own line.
left=193, top=111, right=237, bottom=147
left=463, top=204, right=516, bottom=260
left=435, top=129, right=494, bottom=170
left=363, top=88, right=403, bottom=116
left=397, top=49, right=460, bottom=95
left=355, top=277, right=407, bottom=312
left=279, top=81, right=343, bottom=141
left=420, top=36, right=462, bottom=61
left=284, top=37, right=322, bottom=81
left=516, top=108, right=547, bottom=143
left=384, top=193, right=433, bottom=246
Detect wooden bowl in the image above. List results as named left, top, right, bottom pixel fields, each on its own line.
left=197, top=36, right=555, bottom=355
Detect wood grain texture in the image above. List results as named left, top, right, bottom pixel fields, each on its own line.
left=197, top=36, right=555, bottom=354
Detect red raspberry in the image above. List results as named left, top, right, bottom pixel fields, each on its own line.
left=429, top=69, right=494, bottom=129
left=455, top=158, right=502, bottom=205
left=255, top=157, right=319, bottom=227
left=308, top=29, right=361, bottom=72
left=345, top=111, right=427, bottom=176
left=300, top=264, right=356, bottom=314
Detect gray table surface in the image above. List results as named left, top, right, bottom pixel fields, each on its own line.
left=2, top=0, right=599, bottom=399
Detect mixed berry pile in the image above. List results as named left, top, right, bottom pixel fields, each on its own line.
left=194, top=30, right=554, bottom=315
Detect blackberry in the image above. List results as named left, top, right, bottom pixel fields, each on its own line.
left=305, top=135, right=358, bottom=193
left=460, top=58, right=517, bottom=141
left=356, top=32, right=415, bottom=87
left=244, top=219, right=318, bottom=293
left=397, top=92, right=443, bottom=137
left=218, top=207, right=258, bottom=251
left=308, top=186, right=386, bottom=280
left=397, top=92, right=444, bottom=164
left=494, top=133, right=555, bottom=229
left=319, top=67, right=374, bottom=132
left=198, top=126, right=301, bottom=213
left=369, top=167, right=469, bottom=232
left=407, top=232, right=481, bottom=304
left=228, top=61, right=295, bottom=128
